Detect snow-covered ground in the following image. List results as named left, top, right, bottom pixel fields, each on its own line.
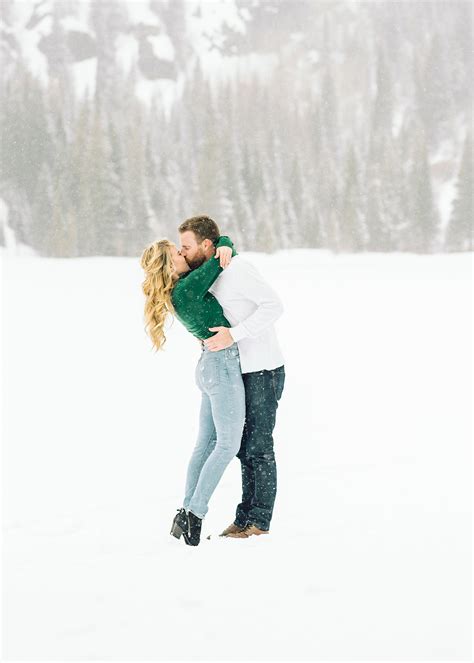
left=1, top=249, right=471, bottom=660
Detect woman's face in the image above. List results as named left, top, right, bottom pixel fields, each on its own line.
left=170, top=244, right=191, bottom=276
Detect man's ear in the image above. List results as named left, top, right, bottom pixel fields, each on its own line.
left=202, top=239, right=214, bottom=253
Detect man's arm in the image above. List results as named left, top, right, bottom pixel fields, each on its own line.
left=204, top=259, right=283, bottom=351
left=228, top=260, right=284, bottom=342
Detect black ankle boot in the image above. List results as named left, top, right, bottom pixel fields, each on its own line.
left=170, top=508, right=188, bottom=539
left=183, top=510, right=202, bottom=546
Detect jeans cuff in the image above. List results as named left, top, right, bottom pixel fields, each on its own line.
left=249, top=521, right=270, bottom=531
left=187, top=507, right=205, bottom=519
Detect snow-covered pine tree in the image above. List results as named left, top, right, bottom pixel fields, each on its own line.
left=445, top=134, right=473, bottom=253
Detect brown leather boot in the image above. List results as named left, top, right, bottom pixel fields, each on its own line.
left=225, top=524, right=269, bottom=538
left=219, top=522, right=246, bottom=537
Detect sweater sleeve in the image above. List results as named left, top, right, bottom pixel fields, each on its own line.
left=213, top=235, right=235, bottom=251
left=178, top=236, right=237, bottom=300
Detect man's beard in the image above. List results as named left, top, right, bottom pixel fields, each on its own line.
left=185, top=252, right=207, bottom=270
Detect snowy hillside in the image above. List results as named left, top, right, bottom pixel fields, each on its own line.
left=1, top=0, right=251, bottom=100
left=2, top=248, right=471, bottom=659
left=0, top=1, right=471, bottom=257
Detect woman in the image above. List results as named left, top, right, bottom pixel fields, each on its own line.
left=140, top=235, right=245, bottom=546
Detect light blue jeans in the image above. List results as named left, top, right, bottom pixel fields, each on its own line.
left=183, top=342, right=246, bottom=519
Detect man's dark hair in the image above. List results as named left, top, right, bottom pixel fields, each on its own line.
left=178, top=215, right=220, bottom=244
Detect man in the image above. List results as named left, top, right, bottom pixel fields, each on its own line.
left=178, top=215, right=285, bottom=538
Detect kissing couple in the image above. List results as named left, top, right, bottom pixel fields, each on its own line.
left=140, top=215, right=285, bottom=546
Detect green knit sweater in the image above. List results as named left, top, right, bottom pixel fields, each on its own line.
left=171, top=236, right=237, bottom=340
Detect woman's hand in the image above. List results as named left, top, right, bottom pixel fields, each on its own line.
left=215, top=246, right=232, bottom=269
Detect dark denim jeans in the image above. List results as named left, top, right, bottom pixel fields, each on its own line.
left=235, top=365, right=285, bottom=531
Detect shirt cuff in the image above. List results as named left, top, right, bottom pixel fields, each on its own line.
left=229, top=323, right=250, bottom=342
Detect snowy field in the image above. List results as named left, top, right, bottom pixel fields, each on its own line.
left=1, top=248, right=471, bottom=661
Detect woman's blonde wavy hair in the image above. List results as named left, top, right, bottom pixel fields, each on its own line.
left=140, top=238, right=176, bottom=352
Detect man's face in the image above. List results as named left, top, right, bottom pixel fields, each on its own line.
left=179, top=230, right=213, bottom=269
